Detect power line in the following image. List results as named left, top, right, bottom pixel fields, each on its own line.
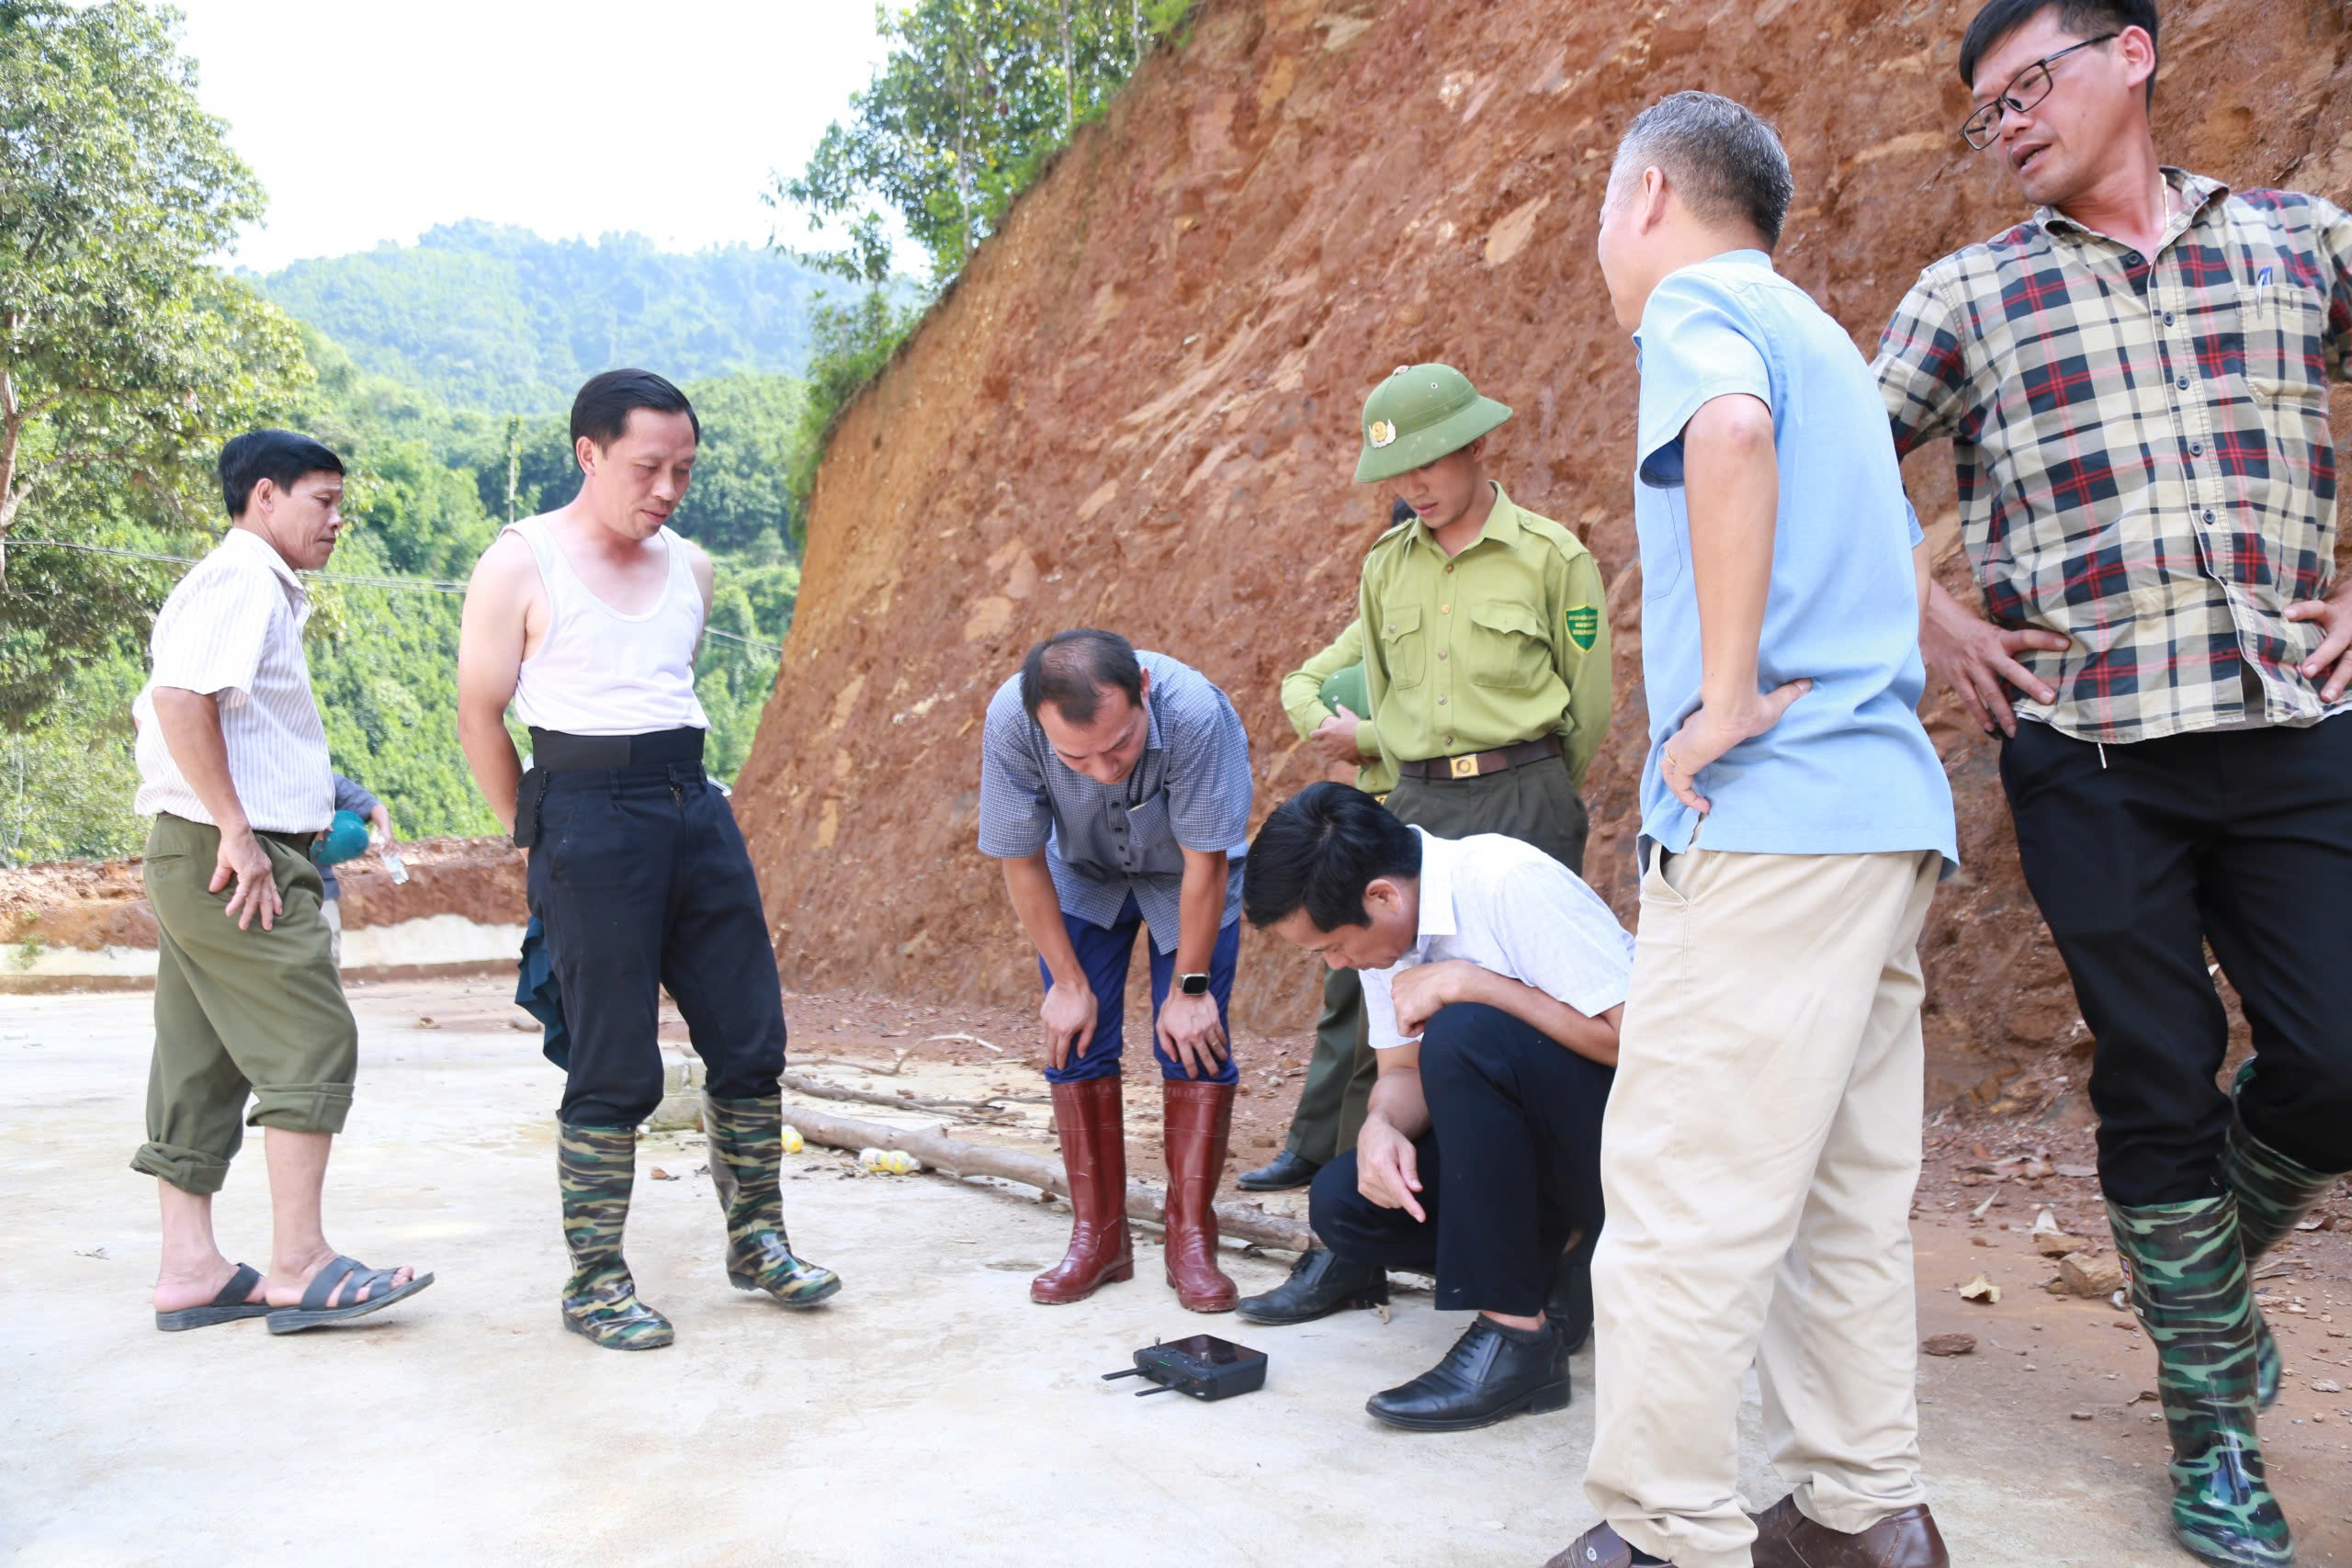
left=6, top=537, right=786, bottom=656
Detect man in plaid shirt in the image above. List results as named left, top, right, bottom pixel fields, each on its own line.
left=1875, top=2, right=2351, bottom=1562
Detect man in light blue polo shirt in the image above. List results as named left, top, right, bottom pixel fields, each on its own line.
left=1546, top=94, right=1960, bottom=1568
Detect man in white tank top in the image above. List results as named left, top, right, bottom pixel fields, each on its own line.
left=458, top=369, right=837, bottom=1351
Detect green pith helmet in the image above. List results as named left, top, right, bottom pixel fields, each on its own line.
left=1353, top=363, right=1513, bottom=484
left=1318, top=661, right=1369, bottom=719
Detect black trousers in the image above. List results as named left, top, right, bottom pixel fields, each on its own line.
left=1309, top=1000, right=1612, bottom=1315
left=2002, top=715, right=2352, bottom=1203
left=525, top=761, right=788, bottom=1127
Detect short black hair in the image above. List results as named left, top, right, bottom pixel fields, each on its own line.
left=1020, top=629, right=1145, bottom=727
left=1243, top=783, right=1423, bottom=932
left=218, top=429, right=344, bottom=519
left=571, top=367, right=701, bottom=455
left=1959, top=0, right=2157, bottom=107
left=1390, top=498, right=1416, bottom=526
left=1611, top=91, right=1795, bottom=250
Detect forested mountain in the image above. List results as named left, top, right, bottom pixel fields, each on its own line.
left=255, top=222, right=838, bottom=412
left=6, top=0, right=1180, bottom=863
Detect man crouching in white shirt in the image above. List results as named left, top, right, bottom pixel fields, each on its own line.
left=1239, top=781, right=1629, bottom=1430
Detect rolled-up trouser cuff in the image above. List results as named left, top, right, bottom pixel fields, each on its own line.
left=246, top=1081, right=353, bottom=1135
left=131, top=1140, right=234, bottom=1196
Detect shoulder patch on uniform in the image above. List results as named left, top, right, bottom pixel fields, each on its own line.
left=1565, top=604, right=1600, bottom=651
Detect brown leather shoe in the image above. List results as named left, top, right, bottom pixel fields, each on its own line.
left=1748, top=1495, right=1950, bottom=1568
left=1031, top=1077, right=1134, bottom=1304
left=1543, top=1521, right=1679, bottom=1568
left=1161, top=1079, right=1238, bottom=1311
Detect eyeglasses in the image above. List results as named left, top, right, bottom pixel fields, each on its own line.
left=1960, top=32, right=2118, bottom=150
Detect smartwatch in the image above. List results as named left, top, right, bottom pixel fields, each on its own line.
left=1176, top=972, right=1211, bottom=998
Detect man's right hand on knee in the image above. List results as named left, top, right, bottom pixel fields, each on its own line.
left=1042, top=978, right=1098, bottom=1070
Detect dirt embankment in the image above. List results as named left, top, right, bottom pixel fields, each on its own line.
left=735, top=0, right=2352, bottom=1104
left=1, top=837, right=524, bottom=976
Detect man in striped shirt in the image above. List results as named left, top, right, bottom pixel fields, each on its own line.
left=1875, top=3, right=2352, bottom=1562
left=977, top=628, right=1253, bottom=1313
left=130, top=429, right=432, bottom=1337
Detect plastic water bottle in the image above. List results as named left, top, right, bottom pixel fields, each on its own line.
left=780, top=1124, right=805, bottom=1155
left=379, top=849, right=409, bottom=886
left=859, top=1147, right=920, bottom=1175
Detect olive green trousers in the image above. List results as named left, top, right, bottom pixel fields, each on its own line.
left=1382, top=754, right=1589, bottom=875
left=130, top=813, right=358, bottom=1196
left=1282, top=964, right=1377, bottom=1162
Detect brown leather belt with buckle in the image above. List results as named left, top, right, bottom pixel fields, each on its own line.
left=1396, top=736, right=1563, bottom=782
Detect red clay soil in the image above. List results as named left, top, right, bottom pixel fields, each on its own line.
left=0, top=836, right=524, bottom=953
left=729, top=0, right=2352, bottom=1103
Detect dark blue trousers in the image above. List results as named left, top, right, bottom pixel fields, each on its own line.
left=525, top=762, right=787, bottom=1127
left=1037, top=893, right=1240, bottom=1085
left=1309, top=1000, right=1612, bottom=1314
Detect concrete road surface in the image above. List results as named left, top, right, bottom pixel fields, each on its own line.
left=0, top=986, right=2302, bottom=1566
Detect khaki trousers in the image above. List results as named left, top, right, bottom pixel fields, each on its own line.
left=1584, top=846, right=1939, bottom=1568
left=132, top=814, right=357, bottom=1196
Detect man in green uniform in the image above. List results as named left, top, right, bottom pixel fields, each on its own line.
left=1238, top=363, right=1613, bottom=1322
left=1237, top=604, right=1399, bottom=1192
left=1354, top=364, right=1610, bottom=866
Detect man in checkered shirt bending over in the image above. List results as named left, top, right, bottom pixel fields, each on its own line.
left=1875, top=3, right=2352, bottom=1563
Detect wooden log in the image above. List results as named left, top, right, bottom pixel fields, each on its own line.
left=775, top=1100, right=1315, bottom=1252
left=780, top=1068, right=1015, bottom=1122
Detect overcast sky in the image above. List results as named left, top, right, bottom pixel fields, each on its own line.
left=175, top=0, right=895, bottom=273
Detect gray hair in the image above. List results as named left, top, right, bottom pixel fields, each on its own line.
left=1609, top=91, right=1795, bottom=249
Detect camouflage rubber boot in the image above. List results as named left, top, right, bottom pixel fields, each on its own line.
left=705, top=1094, right=842, bottom=1307
left=2109, top=1195, right=2294, bottom=1568
left=2222, top=1060, right=2341, bottom=1413
left=557, top=1122, right=675, bottom=1350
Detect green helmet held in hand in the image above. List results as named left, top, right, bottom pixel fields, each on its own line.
left=1354, top=363, right=1513, bottom=484
left=1319, top=661, right=1369, bottom=719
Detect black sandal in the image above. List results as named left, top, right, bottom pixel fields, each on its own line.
left=266, top=1255, right=435, bottom=1335
left=154, top=1262, right=270, bottom=1332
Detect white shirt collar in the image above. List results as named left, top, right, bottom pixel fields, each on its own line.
left=1408, top=826, right=1460, bottom=945
left=219, top=525, right=309, bottom=601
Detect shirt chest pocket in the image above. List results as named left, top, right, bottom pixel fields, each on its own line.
left=1378, top=605, right=1426, bottom=691
left=1124, top=793, right=1186, bottom=877
left=2235, top=276, right=2330, bottom=401
left=1464, top=600, right=1552, bottom=691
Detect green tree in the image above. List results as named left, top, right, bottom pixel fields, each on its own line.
left=668, top=374, right=803, bottom=551
left=695, top=558, right=797, bottom=781
left=775, top=216, right=923, bottom=542
left=0, top=0, right=310, bottom=724
left=0, top=645, right=146, bottom=863
left=777, top=0, right=1186, bottom=284
left=766, top=2, right=1182, bottom=537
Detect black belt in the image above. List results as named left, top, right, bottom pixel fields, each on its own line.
left=528, top=726, right=705, bottom=771
left=1395, top=736, right=1562, bottom=782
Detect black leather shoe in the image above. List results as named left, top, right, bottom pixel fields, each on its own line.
left=1236, top=1247, right=1388, bottom=1325
left=1237, top=1148, right=1322, bottom=1191
left=1549, top=1228, right=1599, bottom=1354
left=1365, top=1314, right=1570, bottom=1431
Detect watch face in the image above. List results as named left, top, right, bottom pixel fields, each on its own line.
left=1179, top=974, right=1210, bottom=997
